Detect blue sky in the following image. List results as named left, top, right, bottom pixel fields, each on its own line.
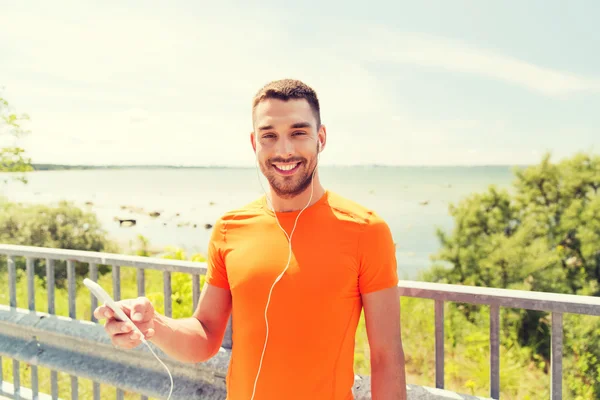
left=1, top=1, right=598, bottom=166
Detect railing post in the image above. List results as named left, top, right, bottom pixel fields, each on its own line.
left=27, top=258, right=39, bottom=400
left=222, top=314, right=233, bottom=349
left=67, top=260, right=76, bottom=319
left=163, top=271, right=172, bottom=318
left=434, top=299, right=444, bottom=389
left=137, top=268, right=145, bottom=297
left=26, top=257, right=35, bottom=311
left=192, top=274, right=201, bottom=311
left=90, top=263, right=98, bottom=323
left=8, top=255, right=17, bottom=308
left=46, top=258, right=55, bottom=315
left=13, top=358, right=20, bottom=399
left=551, top=312, right=563, bottom=400
left=113, top=265, right=121, bottom=301
left=490, top=304, right=500, bottom=399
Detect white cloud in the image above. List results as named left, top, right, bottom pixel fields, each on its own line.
left=352, top=27, right=600, bottom=97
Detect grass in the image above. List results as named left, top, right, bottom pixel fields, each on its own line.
left=1, top=256, right=553, bottom=400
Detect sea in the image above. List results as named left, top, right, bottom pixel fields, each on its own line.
left=1, top=166, right=518, bottom=279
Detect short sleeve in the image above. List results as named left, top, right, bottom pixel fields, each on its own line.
left=204, top=217, right=230, bottom=290
left=358, top=214, right=399, bottom=294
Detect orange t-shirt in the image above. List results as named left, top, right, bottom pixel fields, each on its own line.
left=205, top=190, right=398, bottom=400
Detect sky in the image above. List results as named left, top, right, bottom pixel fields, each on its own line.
left=1, top=0, right=599, bottom=167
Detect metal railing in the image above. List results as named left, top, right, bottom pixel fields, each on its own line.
left=0, top=243, right=229, bottom=400
left=398, top=280, right=600, bottom=400
left=1, top=244, right=599, bottom=399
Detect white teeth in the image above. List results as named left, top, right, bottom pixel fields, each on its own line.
left=275, top=163, right=299, bottom=171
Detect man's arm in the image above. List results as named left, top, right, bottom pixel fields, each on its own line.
left=151, top=283, right=232, bottom=362
left=96, top=283, right=232, bottom=364
left=362, top=286, right=407, bottom=400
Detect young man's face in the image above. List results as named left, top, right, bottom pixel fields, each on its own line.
left=251, top=98, right=325, bottom=199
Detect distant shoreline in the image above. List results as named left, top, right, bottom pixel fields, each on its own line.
left=30, top=163, right=526, bottom=171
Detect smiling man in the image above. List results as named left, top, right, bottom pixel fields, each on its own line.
left=95, top=79, right=407, bottom=400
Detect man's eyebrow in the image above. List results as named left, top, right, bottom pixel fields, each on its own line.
left=258, top=122, right=312, bottom=131
left=258, top=124, right=273, bottom=131
left=290, top=122, right=311, bottom=129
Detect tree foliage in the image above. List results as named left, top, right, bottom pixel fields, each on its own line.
left=0, top=94, right=34, bottom=183
left=0, top=200, right=119, bottom=286
left=425, top=151, right=600, bottom=398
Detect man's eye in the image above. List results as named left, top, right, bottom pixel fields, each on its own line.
left=293, top=131, right=306, bottom=135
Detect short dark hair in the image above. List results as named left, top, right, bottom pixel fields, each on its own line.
left=252, top=79, right=321, bottom=127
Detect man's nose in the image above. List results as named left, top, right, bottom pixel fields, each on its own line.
left=275, top=138, right=294, bottom=158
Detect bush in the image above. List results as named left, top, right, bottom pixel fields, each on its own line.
left=0, top=198, right=119, bottom=286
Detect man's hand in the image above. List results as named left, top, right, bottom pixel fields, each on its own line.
left=93, top=297, right=156, bottom=349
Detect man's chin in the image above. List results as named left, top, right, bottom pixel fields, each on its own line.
left=270, top=179, right=314, bottom=199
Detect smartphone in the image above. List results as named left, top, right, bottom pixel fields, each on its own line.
left=84, top=278, right=131, bottom=323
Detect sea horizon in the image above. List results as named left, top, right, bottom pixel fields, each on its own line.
left=28, top=162, right=531, bottom=170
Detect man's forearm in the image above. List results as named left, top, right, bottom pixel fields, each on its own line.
left=371, top=353, right=407, bottom=400
left=148, top=314, right=220, bottom=363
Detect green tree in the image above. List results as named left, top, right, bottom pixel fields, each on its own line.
left=0, top=93, right=34, bottom=183
left=0, top=200, right=119, bottom=286
left=425, top=151, right=600, bottom=398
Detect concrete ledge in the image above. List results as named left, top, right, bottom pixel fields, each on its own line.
left=0, top=306, right=491, bottom=399
left=352, top=376, right=490, bottom=400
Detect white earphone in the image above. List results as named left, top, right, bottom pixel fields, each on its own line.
left=251, top=135, right=320, bottom=400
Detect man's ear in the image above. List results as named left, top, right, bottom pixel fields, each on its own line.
left=317, top=124, right=327, bottom=152
left=250, top=131, right=256, bottom=153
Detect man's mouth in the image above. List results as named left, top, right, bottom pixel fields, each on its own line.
left=272, top=162, right=302, bottom=175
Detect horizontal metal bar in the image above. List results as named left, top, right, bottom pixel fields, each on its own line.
left=398, top=280, right=600, bottom=316
left=0, top=244, right=207, bottom=275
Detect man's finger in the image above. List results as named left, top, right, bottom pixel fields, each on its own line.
left=130, top=297, right=153, bottom=322
left=93, top=306, right=113, bottom=320
left=111, top=333, right=141, bottom=349
left=105, top=319, right=134, bottom=336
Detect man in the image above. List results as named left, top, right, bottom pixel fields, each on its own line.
left=95, top=79, right=407, bottom=399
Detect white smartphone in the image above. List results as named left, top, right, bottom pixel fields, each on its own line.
left=84, top=278, right=132, bottom=323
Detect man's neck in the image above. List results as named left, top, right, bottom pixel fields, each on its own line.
left=268, top=183, right=326, bottom=213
